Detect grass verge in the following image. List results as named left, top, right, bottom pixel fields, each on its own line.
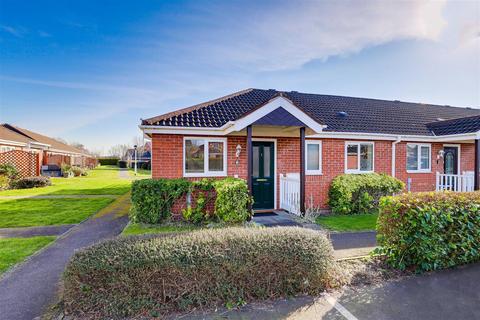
left=0, top=236, right=56, bottom=273
left=315, top=214, right=378, bottom=232
left=0, top=198, right=115, bottom=228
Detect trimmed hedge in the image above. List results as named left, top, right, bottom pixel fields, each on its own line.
left=328, top=173, right=404, bottom=215
left=98, top=158, right=119, bottom=165
left=63, top=227, right=335, bottom=317
left=13, top=176, right=52, bottom=189
left=130, top=178, right=190, bottom=224
left=377, top=192, right=480, bottom=272
left=131, top=178, right=253, bottom=224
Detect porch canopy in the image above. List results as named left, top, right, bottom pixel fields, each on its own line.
left=225, top=93, right=326, bottom=214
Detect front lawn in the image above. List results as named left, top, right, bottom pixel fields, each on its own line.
left=315, top=214, right=378, bottom=232
left=0, top=198, right=114, bottom=228
left=121, top=223, right=198, bottom=236
left=0, top=166, right=131, bottom=196
left=0, top=236, right=56, bottom=273
left=128, top=168, right=151, bottom=178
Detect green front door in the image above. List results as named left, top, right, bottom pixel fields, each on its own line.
left=252, top=141, right=275, bottom=210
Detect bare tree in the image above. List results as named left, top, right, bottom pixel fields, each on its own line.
left=107, top=144, right=131, bottom=158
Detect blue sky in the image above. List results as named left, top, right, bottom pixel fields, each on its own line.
left=0, top=0, right=479, bottom=153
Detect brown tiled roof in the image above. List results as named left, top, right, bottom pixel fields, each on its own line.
left=1, top=124, right=86, bottom=154
left=0, top=124, right=32, bottom=144
left=142, top=88, right=480, bottom=136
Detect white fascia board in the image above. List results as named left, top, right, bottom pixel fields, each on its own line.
left=0, top=139, right=28, bottom=147
left=225, top=96, right=326, bottom=134
left=308, top=131, right=479, bottom=142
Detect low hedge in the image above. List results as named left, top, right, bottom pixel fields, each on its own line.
left=63, top=227, right=335, bottom=317
left=13, top=176, right=51, bottom=189
left=377, top=192, right=480, bottom=272
left=98, top=158, right=119, bottom=165
left=328, top=173, right=404, bottom=215
left=131, top=178, right=253, bottom=224
left=130, top=178, right=190, bottom=224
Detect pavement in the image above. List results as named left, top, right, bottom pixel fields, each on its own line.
left=180, top=262, right=480, bottom=320
left=0, top=224, right=75, bottom=238
left=0, top=196, right=130, bottom=320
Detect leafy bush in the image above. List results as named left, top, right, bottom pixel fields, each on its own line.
left=182, top=179, right=216, bottom=224
left=328, top=173, right=404, bottom=215
left=130, top=178, right=190, bottom=224
left=98, top=158, right=119, bottom=165
left=13, top=176, right=52, bottom=189
left=377, top=192, right=480, bottom=272
left=63, top=227, right=335, bottom=318
left=0, top=163, right=19, bottom=190
left=71, top=166, right=88, bottom=177
left=213, top=177, right=253, bottom=223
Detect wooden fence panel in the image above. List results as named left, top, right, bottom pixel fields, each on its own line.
left=0, top=150, right=39, bottom=177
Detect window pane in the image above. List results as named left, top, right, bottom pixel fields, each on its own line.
left=185, top=139, right=204, bottom=173
left=407, top=145, right=418, bottom=170
left=420, top=146, right=430, bottom=170
left=263, top=146, right=271, bottom=177
left=253, top=146, right=259, bottom=177
left=347, top=144, right=358, bottom=170
left=307, top=144, right=320, bottom=171
left=360, top=144, right=373, bottom=171
left=208, top=142, right=224, bottom=172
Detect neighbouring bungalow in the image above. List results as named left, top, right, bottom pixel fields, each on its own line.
left=0, top=123, right=97, bottom=177
left=139, top=89, right=480, bottom=214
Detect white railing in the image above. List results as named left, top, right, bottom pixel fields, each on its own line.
left=280, top=173, right=301, bottom=215
left=436, top=171, right=474, bottom=192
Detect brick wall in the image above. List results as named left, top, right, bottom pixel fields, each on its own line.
left=0, top=150, right=40, bottom=177
left=151, top=134, right=476, bottom=209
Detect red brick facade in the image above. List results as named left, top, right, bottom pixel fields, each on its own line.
left=152, top=134, right=475, bottom=209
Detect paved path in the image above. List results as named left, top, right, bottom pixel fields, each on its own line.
left=0, top=196, right=130, bottom=320
left=0, top=194, right=117, bottom=199
left=0, top=224, right=75, bottom=238
left=118, top=168, right=130, bottom=179
left=181, top=262, right=480, bottom=319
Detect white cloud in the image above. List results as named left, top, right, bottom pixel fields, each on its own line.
left=186, top=0, right=448, bottom=70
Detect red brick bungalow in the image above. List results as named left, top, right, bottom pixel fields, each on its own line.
left=140, top=89, right=480, bottom=214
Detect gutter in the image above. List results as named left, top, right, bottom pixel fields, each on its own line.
left=391, top=136, right=402, bottom=177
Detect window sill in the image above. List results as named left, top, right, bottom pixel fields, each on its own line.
left=306, top=171, right=322, bottom=176
left=406, top=170, right=431, bottom=174
left=345, top=170, right=374, bottom=174
left=184, top=172, right=227, bottom=178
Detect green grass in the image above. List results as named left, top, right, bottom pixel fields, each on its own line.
left=0, top=166, right=131, bottom=196
left=0, top=236, right=56, bottom=273
left=128, top=168, right=151, bottom=178
left=0, top=198, right=115, bottom=228
left=121, top=223, right=198, bottom=236
left=315, top=214, right=378, bottom=232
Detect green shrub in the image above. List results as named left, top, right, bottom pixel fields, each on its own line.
left=71, top=166, right=87, bottom=177
left=213, top=177, right=253, bottom=223
left=182, top=179, right=216, bottom=224
left=328, top=173, right=404, bottom=215
left=63, top=227, right=335, bottom=317
left=377, top=192, right=480, bottom=272
left=0, top=163, right=18, bottom=190
left=130, top=178, right=190, bottom=224
left=98, top=158, right=119, bottom=165
left=13, top=176, right=51, bottom=189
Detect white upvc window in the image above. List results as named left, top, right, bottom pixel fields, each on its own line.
left=345, top=142, right=374, bottom=174
left=305, top=140, right=322, bottom=175
left=0, top=146, right=15, bottom=153
left=406, top=143, right=431, bottom=173
left=183, top=137, right=227, bottom=177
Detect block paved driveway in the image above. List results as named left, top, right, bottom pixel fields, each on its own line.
left=183, top=262, right=480, bottom=320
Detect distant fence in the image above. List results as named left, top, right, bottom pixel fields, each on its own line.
left=0, top=150, right=39, bottom=177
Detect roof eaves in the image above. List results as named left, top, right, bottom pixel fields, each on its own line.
left=142, top=88, right=255, bottom=125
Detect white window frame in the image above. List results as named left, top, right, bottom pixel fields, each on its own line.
left=344, top=141, right=375, bottom=174
left=305, top=140, right=322, bottom=175
left=406, top=143, right=431, bottom=173
left=183, top=137, right=227, bottom=177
